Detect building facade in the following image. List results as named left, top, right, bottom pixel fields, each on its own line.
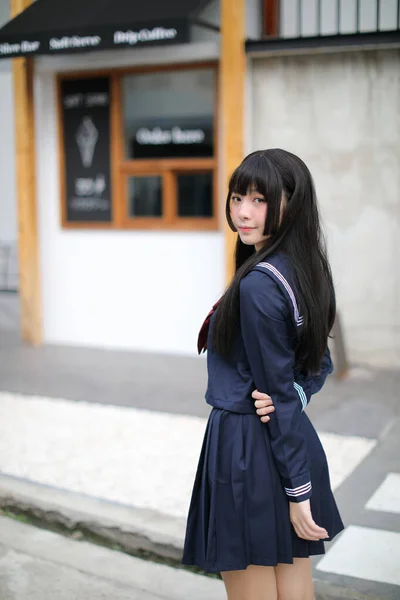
left=1, top=0, right=399, bottom=367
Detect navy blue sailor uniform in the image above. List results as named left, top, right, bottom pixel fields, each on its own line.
left=182, top=252, right=344, bottom=573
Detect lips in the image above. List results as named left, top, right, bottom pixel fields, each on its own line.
left=239, top=227, right=255, bottom=232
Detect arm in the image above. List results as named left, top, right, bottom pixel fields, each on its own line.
left=294, top=346, right=333, bottom=408
left=240, top=271, right=311, bottom=503
left=253, top=347, right=333, bottom=417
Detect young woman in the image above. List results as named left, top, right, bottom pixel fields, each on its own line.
left=182, top=149, right=344, bottom=600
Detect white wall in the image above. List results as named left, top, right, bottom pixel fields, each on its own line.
left=250, top=50, right=400, bottom=368
left=35, top=72, right=225, bottom=355
left=0, top=64, right=16, bottom=243
left=0, top=0, right=17, bottom=245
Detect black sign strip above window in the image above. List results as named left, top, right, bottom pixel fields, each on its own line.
left=0, top=0, right=213, bottom=59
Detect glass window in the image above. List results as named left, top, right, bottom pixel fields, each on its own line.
left=122, top=69, right=215, bottom=160
left=177, top=173, right=213, bottom=217
left=128, top=176, right=162, bottom=218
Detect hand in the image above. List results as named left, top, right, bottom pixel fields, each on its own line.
left=252, top=389, right=275, bottom=423
left=289, top=499, right=329, bottom=541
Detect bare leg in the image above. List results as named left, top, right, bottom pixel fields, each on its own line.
left=275, top=558, right=314, bottom=600
left=221, top=565, right=278, bottom=600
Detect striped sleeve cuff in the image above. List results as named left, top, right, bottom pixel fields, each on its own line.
left=284, top=481, right=312, bottom=502
left=283, top=473, right=312, bottom=503
left=293, top=382, right=308, bottom=411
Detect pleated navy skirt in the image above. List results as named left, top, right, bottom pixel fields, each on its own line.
left=182, top=408, right=344, bottom=573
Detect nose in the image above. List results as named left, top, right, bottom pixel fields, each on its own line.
left=238, top=198, right=251, bottom=220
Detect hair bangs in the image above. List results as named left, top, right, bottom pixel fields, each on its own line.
left=229, top=155, right=267, bottom=197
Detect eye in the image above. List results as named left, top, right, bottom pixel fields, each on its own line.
left=231, top=195, right=241, bottom=203
left=253, top=197, right=266, bottom=204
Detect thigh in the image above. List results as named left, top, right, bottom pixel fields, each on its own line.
left=275, top=558, right=314, bottom=600
left=221, top=565, right=278, bottom=600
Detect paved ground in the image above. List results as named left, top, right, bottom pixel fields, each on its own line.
left=0, top=515, right=224, bottom=600
left=0, top=390, right=378, bottom=517
left=0, top=293, right=19, bottom=332
left=1, top=294, right=400, bottom=599
left=314, top=417, right=400, bottom=598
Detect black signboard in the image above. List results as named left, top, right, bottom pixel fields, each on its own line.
left=0, top=23, right=190, bottom=59
left=61, top=78, right=112, bottom=223
left=130, top=118, right=214, bottom=160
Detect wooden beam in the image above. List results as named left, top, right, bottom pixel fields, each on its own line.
left=264, top=0, right=280, bottom=37
left=11, top=0, right=41, bottom=344
left=221, top=0, right=246, bottom=283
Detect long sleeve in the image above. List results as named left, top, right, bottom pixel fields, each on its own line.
left=240, top=270, right=312, bottom=503
left=294, top=347, right=333, bottom=409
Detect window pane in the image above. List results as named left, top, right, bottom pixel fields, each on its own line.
left=177, top=173, right=213, bottom=217
left=122, top=69, right=215, bottom=160
left=128, top=176, right=162, bottom=217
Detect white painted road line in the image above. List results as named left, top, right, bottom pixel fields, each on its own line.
left=319, top=431, right=376, bottom=491
left=0, top=392, right=376, bottom=519
left=317, top=525, right=400, bottom=586
left=365, top=472, right=400, bottom=515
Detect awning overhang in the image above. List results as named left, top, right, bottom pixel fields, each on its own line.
left=0, top=0, right=215, bottom=60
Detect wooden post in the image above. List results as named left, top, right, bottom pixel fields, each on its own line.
left=11, top=0, right=41, bottom=344
left=220, top=0, right=246, bottom=283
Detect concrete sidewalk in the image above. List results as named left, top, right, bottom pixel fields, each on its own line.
left=0, top=515, right=224, bottom=600
left=0, top=472, right=392, bottom=600
left=0, top=387, right=399, bottom=599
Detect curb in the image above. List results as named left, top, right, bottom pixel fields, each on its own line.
left=0, top=514, right=225, bottom=600
left=0, top=473, right=186, bottom=563
left=0, top=474, right=390, bottom=600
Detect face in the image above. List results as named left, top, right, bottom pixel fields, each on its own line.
left=230, top=188, right=269, bottom=252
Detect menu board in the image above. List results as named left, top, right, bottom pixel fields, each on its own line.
left=61, top=77, right=112, bottom=223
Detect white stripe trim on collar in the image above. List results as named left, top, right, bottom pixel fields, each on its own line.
left=257, top=262, right=302, bottom=324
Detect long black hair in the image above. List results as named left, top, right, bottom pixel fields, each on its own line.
left=212, top=148, right=335, bottom=373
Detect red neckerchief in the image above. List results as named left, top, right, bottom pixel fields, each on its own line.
left=197, top=299, right=221, bottom=354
